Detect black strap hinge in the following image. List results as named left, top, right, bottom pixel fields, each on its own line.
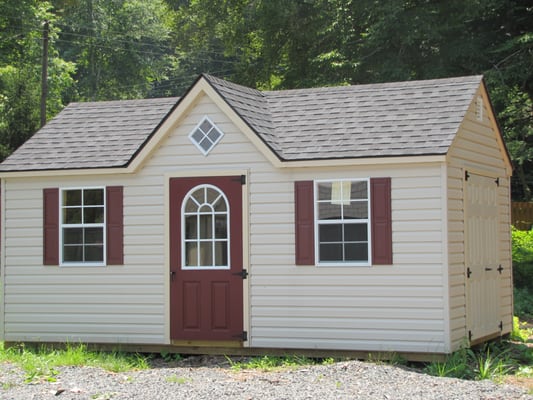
left=468, top=330, right=472, bottom=342
left=497, top=265, right=503, bottom=274
left=232, top=269, right=248, bottom=279
left=467, top=267, right=472, bottom=278
left=465, top=170, right=470, bottom=181
left=495, top=177, right=500, bottom=186
left=499, top=321, right=503, bottom=331
left=233, top=331, right=248, bottom=341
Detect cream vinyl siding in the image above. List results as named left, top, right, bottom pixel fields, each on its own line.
left=249, top=166, right=448, bottom=353
left=446, top=89, right=512, bottom=350
left=3, top=93, right=450, bottom=353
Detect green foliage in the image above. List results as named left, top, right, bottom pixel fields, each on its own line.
left=0, top=342, right=150, bottom=383
left=511, top=316, right=533, bottom=342
left=0, top=0, right=532, bottom=194
left=226, top=355, right=333, bottom=371
left=511, top=227, right=533, bottom=291
left=514, top=287, right=533, bottom=320
left=425, top=338, right=532, bottom=381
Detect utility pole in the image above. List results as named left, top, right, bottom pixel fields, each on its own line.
left=40, top=20, right=49, bottom=128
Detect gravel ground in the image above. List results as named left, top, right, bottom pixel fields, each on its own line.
left=0, top=356, right=532, bottom=400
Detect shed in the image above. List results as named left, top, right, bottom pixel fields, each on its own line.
left=0, top=74, right=513, bottom=359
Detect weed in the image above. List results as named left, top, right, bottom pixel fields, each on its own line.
left=160, top=351, right=183, bottom=363
left=470, top=345, right=513, bottom=380
left=165, top=375, right=192, bottom=384
left=0, top=342, right=150, bottom=383
left=226, top=355, right=332, bottom=372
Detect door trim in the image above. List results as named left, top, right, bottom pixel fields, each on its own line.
left=164, top=170, right=249, bottom=346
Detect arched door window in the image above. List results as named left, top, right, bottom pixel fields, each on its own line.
left=182, top=184, right=229, bottom=269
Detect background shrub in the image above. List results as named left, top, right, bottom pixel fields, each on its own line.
left=512, top=227, right=533, bottom=290
left=512, top=227, right=533, bottom=320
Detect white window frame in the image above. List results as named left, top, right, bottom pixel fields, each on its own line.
left=188, top=116, right=225, bottom=156
left=314, top=178, right=372, bottom=267
left=181, top=184, right=231, bottom=270
left=59, top=187, right=106, bottom=267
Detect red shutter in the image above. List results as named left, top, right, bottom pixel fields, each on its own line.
left=295, top=181, right=315, bottom=265
left=371, top=177, right=392, bottom=265
left=43, top=188, right=59, bottom=265
left=106, top=186, right=123, bottom=265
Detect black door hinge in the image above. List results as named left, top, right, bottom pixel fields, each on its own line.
left=232, top=175, right=246, bottom=185
left=467, top=267, right=472, bottom=278
left=233, top=331, right=248, bottom=341
left=499, top=321, right=503, bottom=331
left=495, top=177, right=500, bottom=186
left=465, top=171, right=470, bottom=181
left=497, top=265, right=504, bottom=274
left=232, top=269, right=248, bottom=279
left=468, top=330, right=472, bottom=342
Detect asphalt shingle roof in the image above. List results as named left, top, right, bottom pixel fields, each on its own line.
left=205, top=74, right=483, bottom=160
left=0, top=74, right=483, bottom=172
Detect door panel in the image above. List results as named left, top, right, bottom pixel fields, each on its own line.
left=170, top=176, right=243, bottom=341
left=465, top=173, right=500, bottom=342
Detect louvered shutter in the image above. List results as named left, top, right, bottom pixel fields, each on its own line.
left=371, top=177, right=392, bottom=265
left=106, top=186, right=124, bottom=265
left=43, top=188, right=59, bottom=265
left=295, top=181, right=315, bottom=265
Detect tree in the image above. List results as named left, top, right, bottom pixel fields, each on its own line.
left=0, top=0, right=75, bottom=160
left=54, top=0, right=174, bottom=100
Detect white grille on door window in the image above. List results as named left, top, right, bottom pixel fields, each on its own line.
left=189, top=116, right=224, bottom=155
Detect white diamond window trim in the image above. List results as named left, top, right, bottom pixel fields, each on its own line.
left=189, top=116, right=224, bottom=155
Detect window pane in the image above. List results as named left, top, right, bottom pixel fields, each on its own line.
left=199, top=242, right=213, bottom=266
left=84, top=189, right=103, bottom=205
left=199, top=137, right=212, bottom=152
left=205, top=188, right=219, bottom=204
left=213, top=196, right=227, bottom=212
left=319, top=224, right=342, bottom=242
left=345, top=243, right=368, bottom=261
left=185, top=215, right=197, bottom=239
left=350, top=181, right=367, bottom=200
left=344, top=224, right=368, bottom=242
left=64, top=208, right=82, bottom=224
left=63, top=228, right=83, bottom=244
left=63, top=245, right=83, bottom=262
left=318, top=202, right=341, bottom=220
left=200, top=119, right=212, bottom=133
left=85, top=227, right=103, bottom=244
left=84, top=207, right=104, bottom=223
left=64, top=190, right=81, bottom=206
left=344, top=202, right=368, bottom=219
left=185, top=198, right=198, bottom=213
left=215, top=215, right=227, bottom=239
left=320, top=243, right=343, bottom=261
left=85, top=245, right=104, bottom=262
left=208, top=128, right=221, bottom=142
left=185, top=242, right=198, bottom=266
left=214, top=241, right=228, bottom=266
left=317, top=182, right=332, bottom=201
left=199, top=215, right=213, bottom=239
left=192, top=129, right=204, bottom=143
left=192, top=188, right=204, bottom=205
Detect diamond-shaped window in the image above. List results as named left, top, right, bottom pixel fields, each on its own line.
left=189, top=116, right=224, bottom=155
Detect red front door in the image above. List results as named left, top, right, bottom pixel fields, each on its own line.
left=169, top=176, right=244, bottom=341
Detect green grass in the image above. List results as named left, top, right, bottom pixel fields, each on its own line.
left=0, top=342, right=150, bottom=383
left=424, top=318, right=533, bottom=382
left=226, top=355, right=335, bottom=371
